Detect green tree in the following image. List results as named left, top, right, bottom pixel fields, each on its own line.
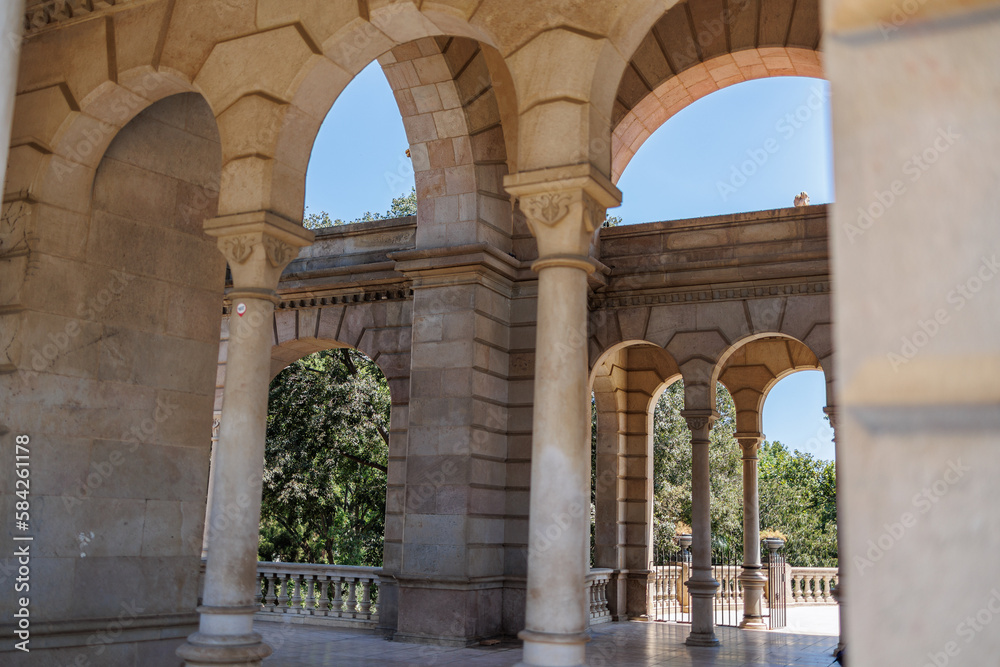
left=260, top=348, right=390, bottom=565
left=758, top=439, right=838, bottom=566
left=304, top=187, right=417, bottom=229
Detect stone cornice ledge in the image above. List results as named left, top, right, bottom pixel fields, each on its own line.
left=390, top=243, right=526, bottom=285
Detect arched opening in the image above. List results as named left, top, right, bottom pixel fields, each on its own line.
left=261, top=347, right=391, bottom=567
left=304, top=61, right=414, bottom=227
left=615, top=76, right=833, bottom=222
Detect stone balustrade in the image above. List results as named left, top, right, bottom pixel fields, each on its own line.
left=649, top=563, right=839, bottom=615
left=250, top=562, right=614, bottom=630
left=255, top=562, right=381, bottom=629
left=587, top=568, right=614, bottom=625
left=789, top=567, right=838, bottom=605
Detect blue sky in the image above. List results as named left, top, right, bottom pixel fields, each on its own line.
left=304, top=63, right=835, bottom=461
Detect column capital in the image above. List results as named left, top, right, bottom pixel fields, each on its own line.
left=823, top=405, right=838, bottom=431
left=504, top=163, right=621, bottom=258
left=735, top=432, right=763, bottom=459
left=680, top=409, right=719, bottom=442
left=204, top=211, right=315, bottom=297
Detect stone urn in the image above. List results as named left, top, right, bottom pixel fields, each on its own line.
left=675, top=534, right=693, bottom=550
left=763, top=537, right=785, bottom=552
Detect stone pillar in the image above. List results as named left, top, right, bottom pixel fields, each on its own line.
left=505, top=165, right=620, bottom=667
left=681, top=409, right=720, bottom=647
left=736, top=433, right=767, bottom=630
left=201, top=414, right=222, bottom=560
left=177, top=213, right=313, bottom=667
left=0, top=0, right=25, bottom=191
left=824, top=406, right=845, bottom=657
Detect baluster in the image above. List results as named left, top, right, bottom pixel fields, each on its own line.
left=824, top=574, right=835, bottom=603
left=264, top=573, right=277, bottom=612
left=305, top=575, right=317, bottom=612
left=317, top=576, right=330, bottom=616
left=330, top=577, right=343, bottom=617
left=345, top=578, right=359, bottom=617
left=600, top=578, right=609, bottom=617
left=290, top=574, right=303, bottom=612
left=808, top=574, right=818, bottom=603
left=358, top=579, right=373, bottom=619
left=276, top=573, right=290, bottom=611
left=792, top=574, right=803, bottom=604
left=255, top=571, right=264, bottom=610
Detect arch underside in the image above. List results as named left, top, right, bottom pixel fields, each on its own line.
left=611, top=0, right=823, bottom=181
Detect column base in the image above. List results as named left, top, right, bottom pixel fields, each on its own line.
left=176, top=631, right=272, bottom=666
left=517, top=629, right=589, bottom=667
left=738, top=616, right=768, bottom=630
left=685, top=576, right=720, bottom=648
left=738, top=567, right=767, bottom=631
left=685, top=631, right=721, bottom=647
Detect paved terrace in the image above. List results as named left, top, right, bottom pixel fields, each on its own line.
left=258, top=618, right=840, bottom=667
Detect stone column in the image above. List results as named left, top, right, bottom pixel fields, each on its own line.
left=825, top=406, right=845, bottom=657
left=0, top=0, right=25, bottom=191
left=505, top=165, right=620, bottom=667
left=201, top=414, right=222, bottom=560
left=177, top=213, right=313, bottom=667
left=736, top=433, right=767, bottom=630
left=681, top=409, right=720, bottom=647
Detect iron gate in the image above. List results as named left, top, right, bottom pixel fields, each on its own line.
left=648, top=541, right=742, bottom=627
left=649, top=539, right=787, bottom=630
left=765, top=548, right=787, bottom=629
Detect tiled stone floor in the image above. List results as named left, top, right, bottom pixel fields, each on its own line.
left=259, top=619, right=840, bottom=667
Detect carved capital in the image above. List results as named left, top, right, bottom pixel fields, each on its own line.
left=823, top=406, right=838, bottom=434
left=521, top=192, right=572, bottom=227
left=680, top=409, right=719, bottom=442
left=505, top=164, right=621, bottom=258
left=204, top=211, right=314, bottom=296
left=263, top=236, right=296, bottom=268
left=736, top=432, right=763, bottom=459
left=220, top=234, right=255, bottom=265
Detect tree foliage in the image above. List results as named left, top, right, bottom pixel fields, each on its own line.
left=260, top=349, right=390, bottom=566
left=304, top=187, right=417, bottom=229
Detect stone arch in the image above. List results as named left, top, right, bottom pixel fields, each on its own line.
left=377, top=36, right=520, bottom=252
left=589, top=290, right=833, bottom=409
left=8, top=66, right=206, bottom=215
left=183, top=5, right=518, bottom=229
left=611, top=48, right=823, bottom=181
left=590, top=341, right=680, bottom=619
left=607, top=0, right=823, bottom=181
left=211, top=295, right=412, bottom=621
left=715, top=333, right=826, bottom=435
left=0, top=90, right=225, bottom=657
